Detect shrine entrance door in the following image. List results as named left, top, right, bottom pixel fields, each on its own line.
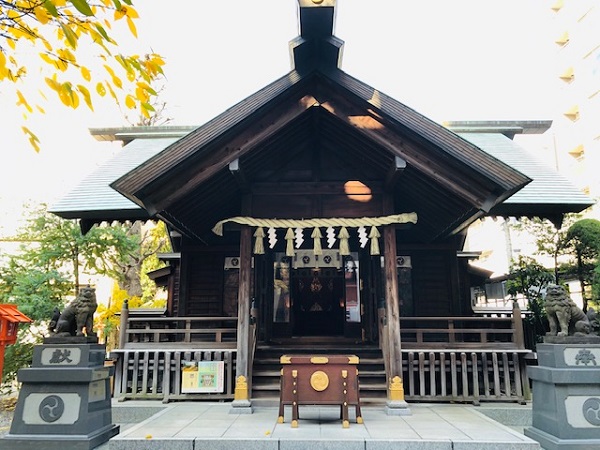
left=270, top=251, right=362, bottom=340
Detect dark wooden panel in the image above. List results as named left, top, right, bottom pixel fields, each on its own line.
left=186, top=253, right=224, bottom=316
left=320, top=195, right=382, bottom=217
left=252, top=194, right=313, bottom=218
left=412, top=251, right=454, bottom=316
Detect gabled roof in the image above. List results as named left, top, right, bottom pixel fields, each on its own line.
left=105, top=67, right=531, bottom=243
left=50, top=0, right=594, bottom=242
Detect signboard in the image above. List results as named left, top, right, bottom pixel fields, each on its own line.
left=181, top=361, right=224, bottom=393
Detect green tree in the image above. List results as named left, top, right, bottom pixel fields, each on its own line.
left=0, top=0, right=164, bottom=150
left=0, top=204, right=140, bottom=386
left=506, top=255, right=554, bottom=348
left=511, top=215, right=579, bottom=283
left=113, top=220, right=170, bottom=300
left=562, top=218, right=600, bottom=312
left=15, top=204, right=139, bottom=292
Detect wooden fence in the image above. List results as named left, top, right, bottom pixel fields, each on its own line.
left=402, top=349, right=530, bottom=404
left=110, top=348, right=236, bottom=402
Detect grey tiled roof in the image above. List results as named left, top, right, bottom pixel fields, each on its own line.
left=458, top=132, right=594, bottom=213
left=50, top=137, right=178, bottom=219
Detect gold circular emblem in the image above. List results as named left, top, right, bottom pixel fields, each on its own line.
left=310, top=370, right=329, bottom=391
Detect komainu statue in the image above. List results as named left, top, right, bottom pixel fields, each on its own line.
left=50, top=286, right=98, bottom=338
left=544, top=284, right=593, bottom=337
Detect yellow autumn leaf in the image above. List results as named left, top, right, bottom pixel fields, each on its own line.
left=135, top=86, right=149, bottom=103
left=103, top=64, right=116, bottom=77
left=58, top=89, right=72, bottom=107
left=16, top=90, right=33, bottom=114
left=34, top=6, right=50, bottom=24
left=21, top=127, right=41, bottom=153
left=125, top=94, right=136, bottom=109
left=77, top=84, right=94, bottom=111
left=105, top=82, right=118, bottom=101
left=81, top=66, right=91, bottom=81
left=45, top=76, right=61, bottom=92
left=111, top=74, right=123, bottom=89
left=126, top=16, right=137, bottom=38
left=96, top=82, right=106, bottom=96
left=114, top=7, right=126, bottom=20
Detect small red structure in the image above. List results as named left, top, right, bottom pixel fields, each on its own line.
left=0, top=304, right=32, bottom=380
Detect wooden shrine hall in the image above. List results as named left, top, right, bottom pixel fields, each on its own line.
left=51, top=0, right=593, bottom=409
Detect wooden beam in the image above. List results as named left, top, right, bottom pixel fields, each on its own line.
left=229, top=158, right=251, bottom=194
left=320, top=96, right=491, bottom=207
left=384, top=156, right=406, bottom=192
left=252, top=181, right=383, bottom=195
left=148, top=95, right=317, bottom=212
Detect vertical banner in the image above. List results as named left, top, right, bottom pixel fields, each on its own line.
left=182, top=361, right=225, bottom=393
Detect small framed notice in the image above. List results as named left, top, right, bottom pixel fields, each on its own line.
left=181, top=360, right=225, bottom=393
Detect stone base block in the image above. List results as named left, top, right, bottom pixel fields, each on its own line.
left=385, top=400, right=411, bottom=416
left=0, top=423, right=119, bottom=450
left=525, top=425, right=600, bottom=450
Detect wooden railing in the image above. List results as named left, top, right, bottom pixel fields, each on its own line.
left=402, top=349, right=530, bottom=404
left=399, top=312, right=525, bottom=350
left=110, top=348, right=236, bottom=402
left=111, top=305, right=239, bottom=402
left=123, top=316, right=238, bottom=348
left=111, top=303, right=529, bottom=404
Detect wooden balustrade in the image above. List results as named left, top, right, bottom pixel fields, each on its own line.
left=110, top=310, right=530, bottom=404
left=122, top=316, right=238, bottom=348
left=399, top=315, right=525, bottom=350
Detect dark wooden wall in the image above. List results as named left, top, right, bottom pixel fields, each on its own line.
left=183, top=252, right=226, bottom=316
left=408, top=249, right=460, bottom=317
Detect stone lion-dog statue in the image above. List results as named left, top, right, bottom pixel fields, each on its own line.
left=544, top=284, right=592, bottom=337
left=51, top=286, right=98, bottom=338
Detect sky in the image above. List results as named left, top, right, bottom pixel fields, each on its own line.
left=0, top=0, right=556, bottom=237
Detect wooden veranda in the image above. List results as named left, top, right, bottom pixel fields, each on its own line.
left=110, top=301, right=530, bottom=405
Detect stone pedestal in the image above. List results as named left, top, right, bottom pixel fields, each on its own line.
left=0, top=343, right=119, bottom=450
left=524, top=342, right=600, bottom=450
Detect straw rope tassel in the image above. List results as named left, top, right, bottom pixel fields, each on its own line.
left=339, top=227, right=350, bottom=255
left=369, top=226, right=381, bottom=255
left=253, top=227, right=265, bottom=255
left=311, top=227, right=323, bottom=256
left=285, top=228, right=295, bottom=257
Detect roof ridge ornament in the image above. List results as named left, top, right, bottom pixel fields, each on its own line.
left=291, top=0, right=343, bottom=72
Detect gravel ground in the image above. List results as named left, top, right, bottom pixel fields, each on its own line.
left=0, top=397, right=16, bottom=437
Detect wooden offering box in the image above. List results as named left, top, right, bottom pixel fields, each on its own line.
left=278, top=354, right=363, bottom=428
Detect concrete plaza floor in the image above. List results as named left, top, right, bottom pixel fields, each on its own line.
left=101, top=401, right=540, bottom=450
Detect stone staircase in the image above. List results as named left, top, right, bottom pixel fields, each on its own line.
left=251, top=340, right=387, bottom=405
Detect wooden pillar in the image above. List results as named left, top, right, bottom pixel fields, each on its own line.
left=383, top=224, right=410, bottom=415
left=231, top=225, right=253, bottom=413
